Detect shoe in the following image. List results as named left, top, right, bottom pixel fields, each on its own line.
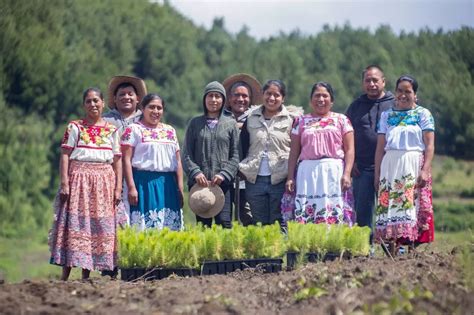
left=398, top=246, right=406, bottom=255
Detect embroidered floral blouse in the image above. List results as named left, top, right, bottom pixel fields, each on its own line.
left=378, top=105, right=435, bottom=152
left=291, top=112, right=353, bottom=161
left=61, top=120, right=121, bottom=163
left=121, top=122, right=180, bottom=172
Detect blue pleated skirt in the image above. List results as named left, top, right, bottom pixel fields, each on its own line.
left=129, top=170, right=183, bottom=231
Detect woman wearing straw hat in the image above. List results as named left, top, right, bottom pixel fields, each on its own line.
left=121, top=94, right=184, bottom=231
left=222, top=73, right=263, bottom=226
left=183, top=81, right=239, bottom=228
left=49, top=87, right=122, bottom=280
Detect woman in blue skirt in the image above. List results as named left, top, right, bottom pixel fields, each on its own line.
left=121, top=93, right=184, bottom=230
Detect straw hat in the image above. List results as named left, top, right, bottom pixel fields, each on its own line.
left=222, top=73, right=263, bottom=106
left=188, top=184, right=225, bottom=218
left=107, top=75, right=147, bottom=109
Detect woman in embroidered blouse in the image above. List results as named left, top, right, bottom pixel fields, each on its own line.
left=49, top=87, right=122, bottom=281
left=374, top=75, right=435, bottom=255
left=286, top=82, right=355, bottom=225
left=121, top=94, right=184, bottom=230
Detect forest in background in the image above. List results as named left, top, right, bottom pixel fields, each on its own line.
left=1, top=0, right=473, bottom=238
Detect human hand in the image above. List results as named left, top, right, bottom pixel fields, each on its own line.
left=128, top=187, right=138, bottom=206
left=341, top=174, right=351, bottom=192
left=59, top=184, right=69, bottom=204
left=237, top=171, right=247, bottom=181
left=374, top=173, right=380, bottom=192
left=417, top=170, right=429, bottom=188
left=211, top=174, right=224, bottom=186
left=286, top=179, right=295, bottom=193
left=114, top=188, right=122, bottom=206
left=195, top=173, right=209, bottom=187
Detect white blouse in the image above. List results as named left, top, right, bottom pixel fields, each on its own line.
left=61, top=120, right=121, bottom=163
left=378, top=106, right=435, bottom=152
left=121, top=122, right=180, bottom=172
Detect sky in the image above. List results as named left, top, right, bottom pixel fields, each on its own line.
left=169, top=0, right=474, bottom=39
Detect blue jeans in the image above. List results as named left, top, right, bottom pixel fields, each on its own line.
left=352, top=168, right=376, bottom=242
left=246, top=176, right=285, bottom=227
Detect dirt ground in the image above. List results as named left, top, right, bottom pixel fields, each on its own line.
left=0, top=251, right=472, bottom=315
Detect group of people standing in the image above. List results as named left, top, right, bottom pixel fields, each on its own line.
left=49, top=64, right=435, bottom=280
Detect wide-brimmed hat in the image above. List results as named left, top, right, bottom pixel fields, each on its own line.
left=188, top=184, right=225, bottom=218
left=107, top=75, right=147, bottom=109
left=222, top=73, right=263, bottom=106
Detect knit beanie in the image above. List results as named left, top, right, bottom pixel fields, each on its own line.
left=203, top=81, right=226, bottom=106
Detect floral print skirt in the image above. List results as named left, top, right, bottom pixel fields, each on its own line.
left=375, top=150, right=434, bottom=243
left=294, top=159, right=354, bottom=225
left=49, top=161, right=117, bottom=271
left=129, top=170, right=183, bottom=231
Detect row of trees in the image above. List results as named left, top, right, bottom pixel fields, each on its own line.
left=1, top=0, right=473, bottom=237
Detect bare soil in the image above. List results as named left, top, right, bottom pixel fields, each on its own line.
left=0, top=251, right=472, bottom=314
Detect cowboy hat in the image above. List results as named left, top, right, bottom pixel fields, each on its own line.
left=188, top=184, right=225, bottom=218
left=222, top=73, right=263, bottom=106
left=107, top=75, right=147, bottom=109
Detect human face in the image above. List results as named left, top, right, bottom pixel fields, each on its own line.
left=114, top=86, right=139, bottom=116
left=363, top=68, right=385, bottom=100
left=83, top=91, right=104, bottom=120
left=395, top=80, right=416, bottom=110
left=142, top=99, right=163, bottom=127
left=311, top=86, right=333, bottom=117
left=229, top=86, right=250, bottom=117
left=263, top=84, right=284, bottom=115
left=205, top=92, right=223, bottom=117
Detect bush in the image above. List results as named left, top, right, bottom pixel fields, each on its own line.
left=434, top=202, right=474, bottom=232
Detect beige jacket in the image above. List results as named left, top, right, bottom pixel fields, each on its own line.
left=239, top=105, right=303, bottom=184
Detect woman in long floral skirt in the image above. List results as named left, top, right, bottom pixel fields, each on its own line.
left=49, top=87, right=122, bottom=280
left=374, top=75, right=435, bottom=254
left=286, top=82, right=355, bottom=225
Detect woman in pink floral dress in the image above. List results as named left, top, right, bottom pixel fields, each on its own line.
left=286, top=82, right=355, bottom=225
left=49, top=88, right=122, bottom=280
left=121, top=94, right=184, bottom=231
left=374, top=75, right=435, bottom=254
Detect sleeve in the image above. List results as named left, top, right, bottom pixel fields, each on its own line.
left=240, top=120, right=250, bottom=159
left=61, top=122, right=78, bottom=149
left=220, top=123, right=240, bottom=181
left=291, top=116, right=302, bottom=136
left=340, top=114, right=354, bottom=135
left=120, top=125, right=137, bottom=147
left=182, top=119, right=202, bottom=180
left=419, top=108, right=435, bottom=131
left=112, top=128, right=122, bottom=156
left=377, top=111, right=388, bottom=134
left=172, top=127, right=180, bottom=152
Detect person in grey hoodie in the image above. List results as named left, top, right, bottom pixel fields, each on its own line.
left=346, top=65, right=395, bottom=243
left=183, top=81, right=240, bottom=228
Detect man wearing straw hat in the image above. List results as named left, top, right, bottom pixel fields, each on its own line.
left=101, top=75, right=147, bottom=278
left=103, top=75, right=147, bottom=130
left=222, top=73, right=263, bottom=226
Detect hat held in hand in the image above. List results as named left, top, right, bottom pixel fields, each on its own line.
left=188, top=184, right=225, bottom=218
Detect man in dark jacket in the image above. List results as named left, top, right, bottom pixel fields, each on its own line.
left=346, top=65, right=395, bottom=244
